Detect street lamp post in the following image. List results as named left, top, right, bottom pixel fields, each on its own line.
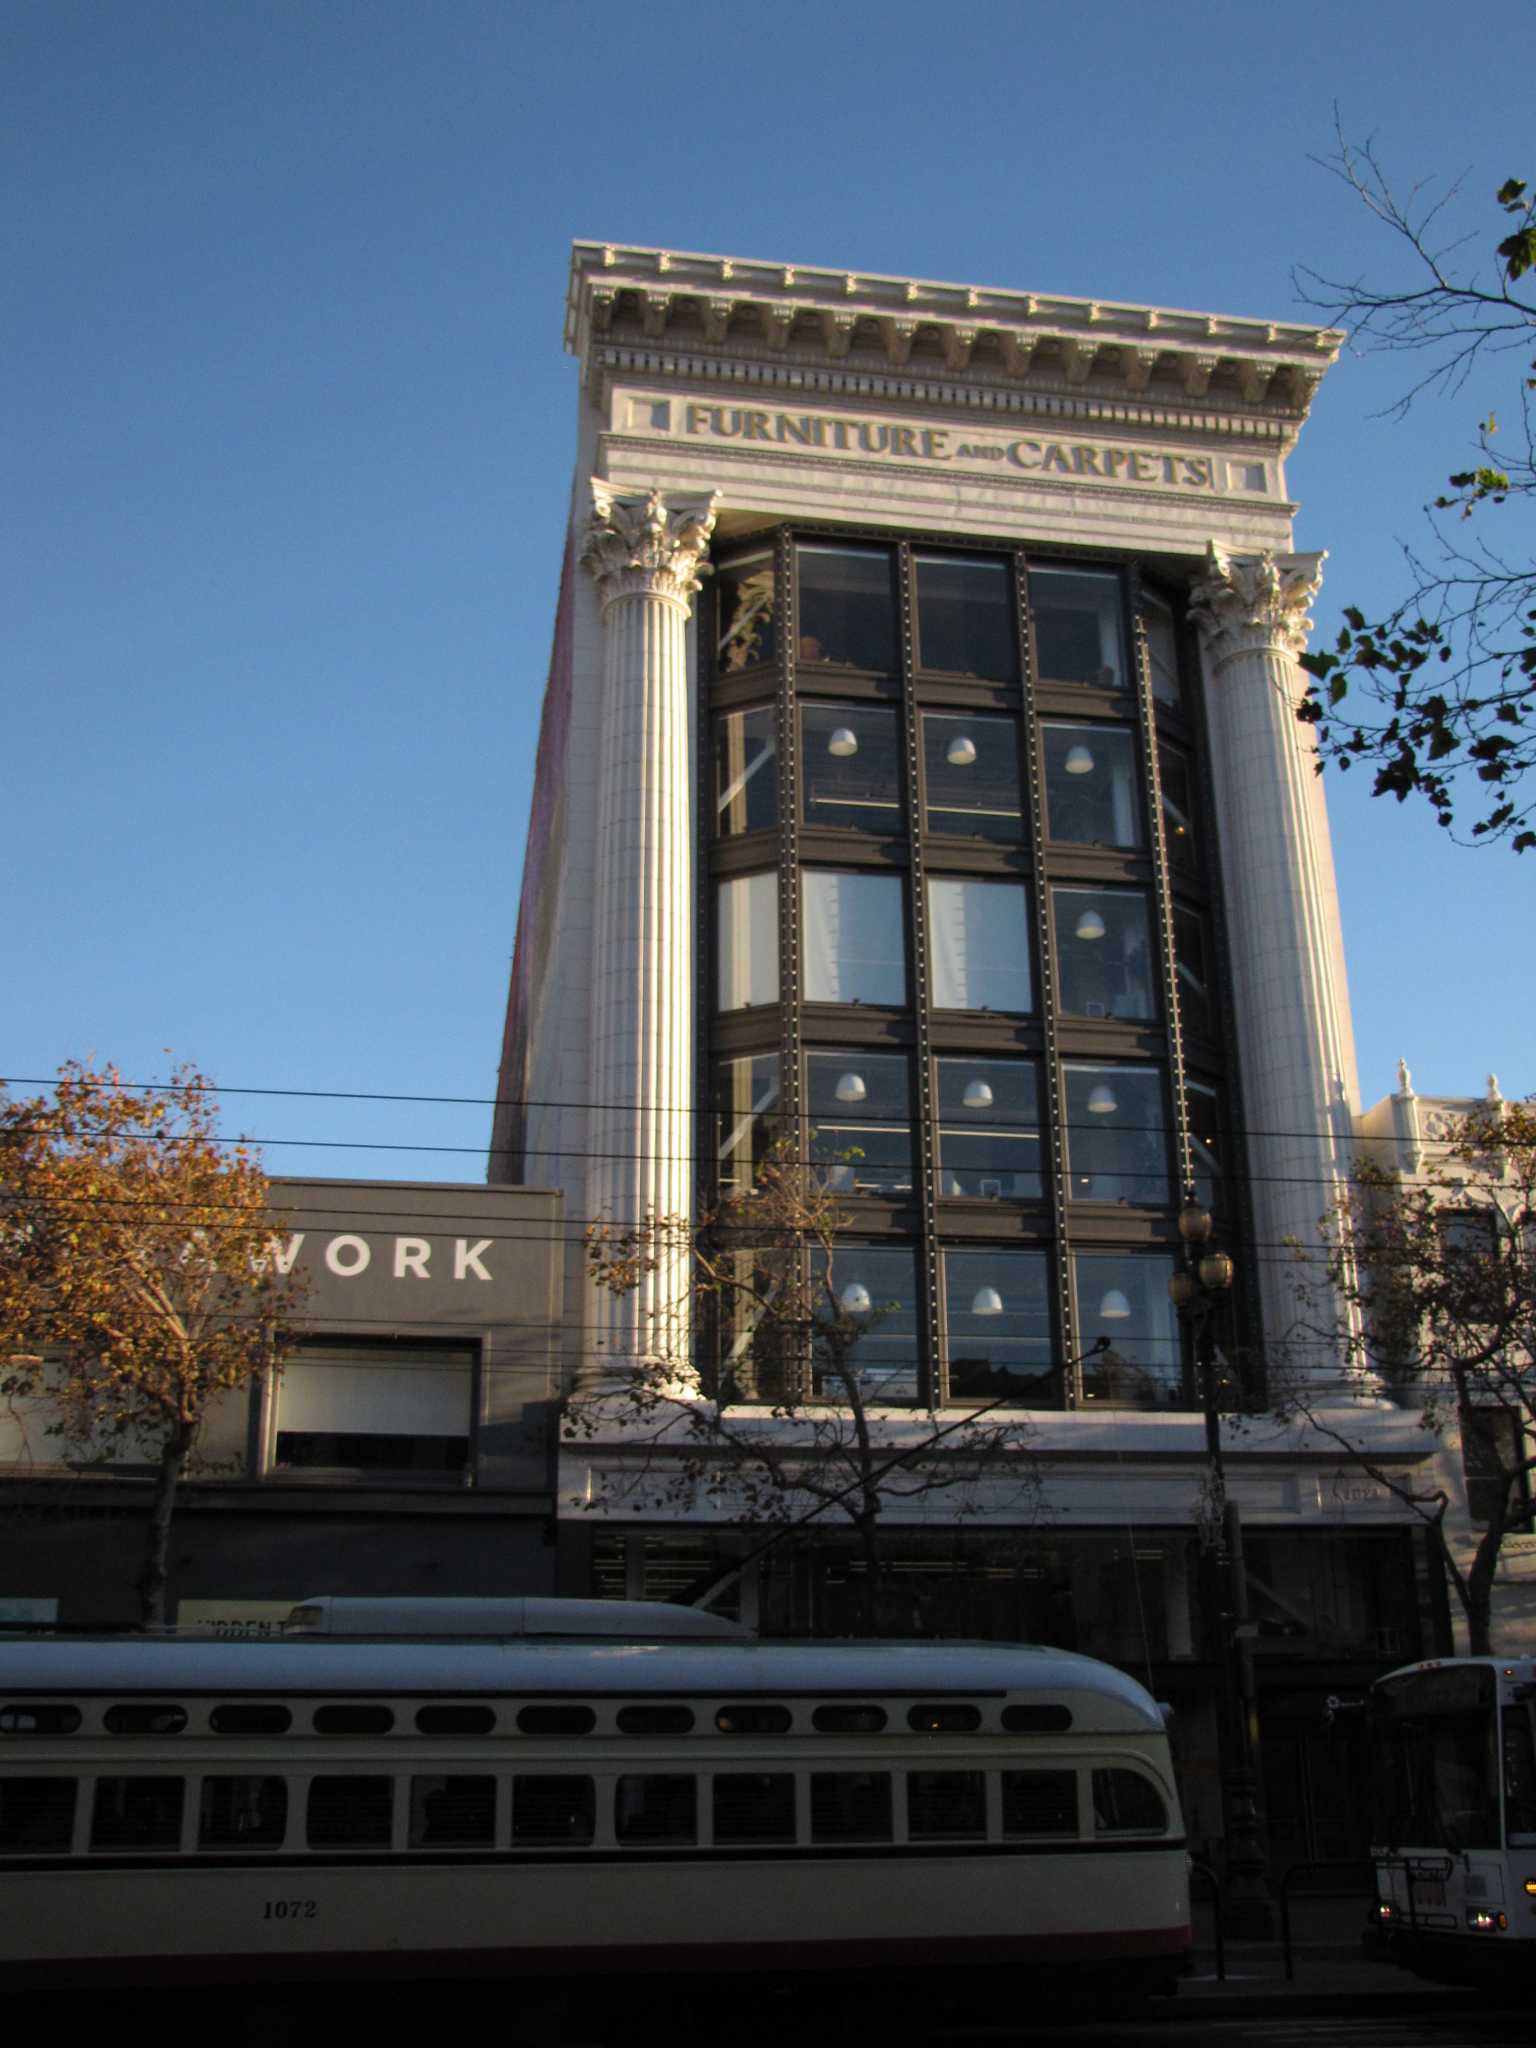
left=1169, top=1189, right=1274, bottom=1939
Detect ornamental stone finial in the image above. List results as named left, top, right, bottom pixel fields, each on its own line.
left=1188, top=540, right=1326, bottom=663
left=1397, top=1058, right=1414, bottom=1098
left=1488, top=1073, right=1503, bottom=1104
left=582, top=483, right=720, bottom=613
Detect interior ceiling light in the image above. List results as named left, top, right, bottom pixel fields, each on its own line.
left=1086, top=1083, right=1118, bottom=1115
left=1098, top=1288, right=1132, bottom=1320
left=839, top=1282, right=873, bottom=1315
left=1063, top=744, right=1095, bottom=776
left=946, top=734, right=978, bottom=767
left=970, top=1286, right=1004, bottom=1316
left=827, top=728, right=859, bottom=758
left=834, top=1072, right=867, bottom=1103
left=1074, top=909, right=1107, bottom=942
left=962, top=1078, right=994, bottom=1109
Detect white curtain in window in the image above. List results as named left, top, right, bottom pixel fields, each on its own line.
left=802, top=872, right=904, bottom=1004
left=928, top=879, right=1032, bottom=1012
left=278, top=1349, right=473, bottom=1436
left=717, top=873, right=779, bottom=1010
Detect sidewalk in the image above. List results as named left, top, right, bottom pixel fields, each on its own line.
left=1177, top=1894, right=1484, bottom=2015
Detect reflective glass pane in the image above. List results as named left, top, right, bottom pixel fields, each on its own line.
left=1042, top=725, right=1143, bottom=847
left=914, top=554, right=1017, bottom=679
left=199, top=1776, right=286, bottom=1849
left=1052, top=888, right=1157, bottom=1022
left=802, top=871, right=906, bottom=1006
left=1187, top=1080, right=1224, bottom=1215
left=1029, top=567, right=1125, bottom=688
left=1063, top=1064, right=1169, bottom=1205
left=91, top=1777, right=184, bottom=1850
left=715, top=708, right=777, bottom=837
left=935, top=1059, right=1042, bottom=1200
left=801, top=703, right=904, bottom=835
left=1141, top=592, right=1182, bottom=707
left=797, top=544, right=897, bottom=672
left=922, top=714, right=1023, bottom=842
left=806, top=1051, right=912, bottom=1195
left=907, top=1770, right=986, bottom=1839
left=1159, top=745, right=1198, bottom=874
left=410, top=1775, right=496, bottom=1848
left=810, top=1245, right=920, bottom=1405
left=1074, top=1253, right=1183, bottom=1408
left=715, top=551, right=778, bottom=674
left=715, top=1054, right=781, bottom=1196
left=0, top=1778, right=75, bottom=1851
left=1174, top=905, right=1213, bottom=1042
left=943, top=1250, right=1054, bottom=1400
left=616, top=1775, right=696, bottom=1845
left=927, top=878, right=1032, bottom=1012
left=715, top=1247, right=799, bottom=1406
left=717, top=873, right=779, bottom=1011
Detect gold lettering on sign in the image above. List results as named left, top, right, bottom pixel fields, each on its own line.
left=660, top=403, right=1219, bottom=491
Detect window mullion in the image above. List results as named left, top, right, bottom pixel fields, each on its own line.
left=776, top=527, right=807, bottom=1400
left=1019, top=551, right=1075, bottom=1403
left=899, top=540, right=941, bottom=1405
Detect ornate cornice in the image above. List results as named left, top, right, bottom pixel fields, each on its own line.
left=1188, top=541, right=1326, bottom=663
left=567, top=244, right=1343, bottom=428
left=581, top=483, right=720, bottom=613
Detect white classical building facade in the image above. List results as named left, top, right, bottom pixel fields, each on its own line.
left=490, top=245, right=1452, bottom=1866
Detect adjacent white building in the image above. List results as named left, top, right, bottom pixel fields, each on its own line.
left=490, top=244, right=1455, bottom=1866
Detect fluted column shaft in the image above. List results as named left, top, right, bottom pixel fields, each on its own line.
left=1190, top=545, right=1363, bottom=1388
left=581, top=484, right=718, bottom=1384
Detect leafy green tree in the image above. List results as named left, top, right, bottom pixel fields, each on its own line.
left=1280, top=1099, right=1536, bottom=1654
left=1296, top=138, right=1536, bottom=850
left=0, top=1062, right=304, bottom=1625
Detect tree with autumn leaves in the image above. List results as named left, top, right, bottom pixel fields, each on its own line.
left=0, top=1063, right=304, bottom=1626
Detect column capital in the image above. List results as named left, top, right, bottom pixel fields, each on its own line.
left=582, top=482, right=720, bottom=613
left=1189, top=541, right=1326, bottom=664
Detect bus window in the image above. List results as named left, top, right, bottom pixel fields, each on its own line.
left=1002, top=1769, right=1078, bottom=1836
left=512, top=1775, right=594, bottom=1845
left=713, top=1773, right=795, bottom=1844
left=104, top=1704, right=188, bottom=1736
left=91, top=1777, right=184, bottom=1850
left=517, top=1705, right=595, bottom=1736
left=908, top=1704, right=981, bottom=1733
left=199, top=1776, right=287, bottom=1849
left=415, top=1705, right=496, bottom=1736
left=313, top=1705, right=394, bottom=1736
left=812, top=1704, right=885, bottom=1734
left=616, top=1705, right=695, bottom=1736
left=1092, top=1768, right=1167, bottom=1834
left=307, top=1776, right=392, bottom=1848
left=410, top=1774, right=495, bottom=1847
left=811, top=1771, right=892, bottom=1843
left=616, top=1775, right=697, bottom=1844
left=0, top=1704, right=81, bottom=1735
left=717, top=1704, right=792, bottom=1734
left=0, top=1777, right=75, bottom=1850
left=907, top=1770, right=985, bottom=1840
left=211, top=1705, right=291, bottom=1736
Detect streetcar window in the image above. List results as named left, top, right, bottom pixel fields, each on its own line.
left=313, top=1705, right=394, bottom=1736
left=512, top=1775, right=595, bottom=1845
left=410, top=1774, right=496, bottom=1847
left=812, top=1704, right=886, bottom=1734
left=1001, top=1704, right=1073, bottom=1733
left=717, top=1704, right=793, bottom=1734
left=1092, top=1768, right=1168, bottom=1834
left=517, top=1705, right=596, bottom=1736
left=211, top=1704, right=291, bottom=1735
left=713, top=1773, right=796, bottom=1843
left=811, top=1771, right=892, bottom=1843
left=616, top=1705, right=695, bottom=1736
left=1002, top=1769, right=1078, bottom=1836
left=415, top=1705, right=496, bottom=1736
left=104, top=1703, right=188, bottom=1736
left=307, top=1776, right=392, bottom=1847
left=91, top=1776, right=184, bottom=1850
left=0, top=1703, right=81, bottom=1735
left=199, top=1775, right=287, bottom=1848
left=0, top=1776, right=76, bottom=1850
left=907, top=1770, right=986, bottom=1839
left=616, top=1774, right=697, bottom=1844
left=908, top=1703, right=982, bottom=1733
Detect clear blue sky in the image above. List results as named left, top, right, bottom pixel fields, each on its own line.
left=5, top=0, right=1531, bottom=1176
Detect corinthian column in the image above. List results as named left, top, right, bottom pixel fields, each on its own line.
left=1189, top=543, right=1363, bottom=1389
left=580, top=483, right=719, bottom=1385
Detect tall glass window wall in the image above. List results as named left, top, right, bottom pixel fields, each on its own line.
left=705, top=535, right=1236, bottom=1411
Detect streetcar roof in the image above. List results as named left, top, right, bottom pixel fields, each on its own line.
left=0, top=1637, right=1164, bottom=1729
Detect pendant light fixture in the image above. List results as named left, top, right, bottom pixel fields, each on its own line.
left=827, top=727, right=859, bottom=758
left=945, top=733, right=978, bottom=767
left=1063, top=744, right=1095, bottom=775
left=834, top=1071, right=867, bottom=1104
left=1074, top=908, right=1107, bottom=942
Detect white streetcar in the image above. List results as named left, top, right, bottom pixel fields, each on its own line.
left=0, top=1601, right=1190, bottom=2009
left=1369, top=1655, right=1536, bottom=1984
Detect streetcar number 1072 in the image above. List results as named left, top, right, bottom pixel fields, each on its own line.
left=263, top=1900, right=318, bottom=1920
